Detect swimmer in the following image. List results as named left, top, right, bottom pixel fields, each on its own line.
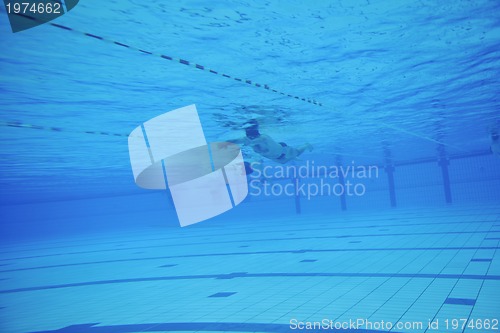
left=223, top=120, right=313, bottom=164
left=491, top=130, right=500, bottom=157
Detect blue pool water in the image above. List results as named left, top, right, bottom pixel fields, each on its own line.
left=0, top=1, right=499, bottom=332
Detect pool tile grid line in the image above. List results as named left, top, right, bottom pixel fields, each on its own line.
left=331, top=229, right=456, bottom=325
left=2, top=228, right=499, bottom=262
left=322, top=251, right=422, bottom=323
left=0, top=212, right=497, bottom=255
left=1, top=207, right=499, bottom=333
left=1, top=246, right=500, bottom=274
left=461, top=232, right=499, bottom=332
left=304, top=232, right=458, bottom=323
left=3, top=268, right=500, bottom=295
left=342, top=240, right=439, bottom=318
left=0, top=217, right=493, bottom=268
left=279, top=255, right=388, bottom=322
left=7, top=321, right=408, bottom=333
left=0, top=214, right=495, bottom=258
left=422, top=224, right=496, bottom=333
left=373, top=229, right=480, bottom=329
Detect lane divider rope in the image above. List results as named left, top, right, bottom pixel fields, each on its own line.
left=1, top=120, right=128, bottom=137
left=12, top=12, right=319, bottom=106
left=4, top=12, right=464, bottom=151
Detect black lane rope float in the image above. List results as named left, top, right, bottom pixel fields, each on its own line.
left=3, top=119, right=488, bottom=166
left=2, top=120, right=128, bottom=137
left=13, top=12, right=321, bottom=106
left=3, top=12, right=466, bottom=152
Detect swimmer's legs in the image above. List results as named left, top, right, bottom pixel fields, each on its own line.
left=276, top=143, right=313, bottom=163
left=295, top=143, right=313, bottom=156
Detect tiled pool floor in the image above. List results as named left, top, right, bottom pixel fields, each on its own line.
left=0, top=205, right=499, bottom=332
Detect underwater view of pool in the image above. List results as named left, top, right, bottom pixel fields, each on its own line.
left=0, top=0, right=499, bottom=332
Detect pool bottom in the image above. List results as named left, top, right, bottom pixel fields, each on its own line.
left=0, top=205, right=499, bottom=333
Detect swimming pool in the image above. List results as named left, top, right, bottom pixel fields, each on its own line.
left=1, top=1, right=499, bottom=332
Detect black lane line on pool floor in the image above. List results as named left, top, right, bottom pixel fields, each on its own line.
left=0, top=215, right=496, bottom=255
left=1, top=246, right=499, bottom=273
left=19, top=322, right=403, bottom=333
left=1, top=229, right=498, bottom=262
left=2, top=272, right=500, bottom=294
